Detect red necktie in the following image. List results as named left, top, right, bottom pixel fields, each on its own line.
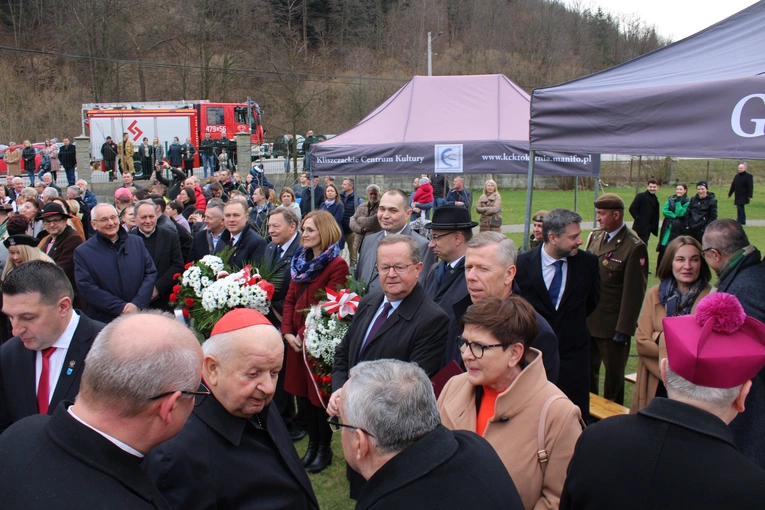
left=37, top=347, right=56, bottom=414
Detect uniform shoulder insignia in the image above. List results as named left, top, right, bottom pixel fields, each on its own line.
left=630, top=235, right=642, bottom=245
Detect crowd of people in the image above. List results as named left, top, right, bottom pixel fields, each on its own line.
left=0, top=156, right=764, bottom=510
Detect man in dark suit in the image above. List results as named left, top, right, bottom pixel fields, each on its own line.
left=264, top=206, right=304, bottom=439
left=300, top=173, right=324, bottom=218
left=447, top=232, right=560, bottom=382
left=422, top=206, right=474, bottom=315
left=0, top=261, right=104, bottom=433
left=0, top=311, right=203, bottom=508
left=215, top=200, right=266, bottom=268
left=37, top=202, right=84, bottom=306
left=729, top=163, right=754, bottom=225
left=516, top=208, right=600, bottom=419
left=150, top=196, right=192, bottom=261
left=142, top=309, right=319, bottom=510
left=336, top=359, right=524, bottom=510
left=330, top=234, right=449, bottom=498
left=187, top=201, right=225, bottom=263
left=131, top=201, right=184, bottom=312
left=561, top=294, right=765, bottom=509
left=356, top=189, right=435, bottom=295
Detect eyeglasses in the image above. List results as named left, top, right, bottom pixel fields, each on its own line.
left=327, top=415, right=376, bottom=438
left=457, top=335, right=504, bottom=359
left=699, top=247, right=718, bottom=256
left=376, top=263, right=415, bottom=275
left=149, top=382, right=211, bottom=400
left=430, top=231, right=457, bottom=242
left=42, top=217, right=65, bottom=225
left=95, top=215, right=119, bottom=224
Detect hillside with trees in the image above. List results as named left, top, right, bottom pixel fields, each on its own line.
left=0, top=0, right=667, bottom=142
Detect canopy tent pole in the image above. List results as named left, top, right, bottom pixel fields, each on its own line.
left=574, top=176, right=579, bottom=211
left=593, top=166, right=600, bottom=230
left=523, top=151, right=535, bottom=251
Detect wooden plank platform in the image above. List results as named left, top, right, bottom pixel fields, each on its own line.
left=625, top=373, right=637, bottom=384
left=590, top=393, right=629, bottom=421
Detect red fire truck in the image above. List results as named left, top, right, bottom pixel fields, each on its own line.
left=82, top=100, right=264, bottom=168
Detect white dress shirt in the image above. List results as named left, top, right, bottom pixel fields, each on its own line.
left=35, top=312, right=80, bottom=403
left=279, top=232, right=298, bottom=259
left=541, top=246, right=567, bottom=310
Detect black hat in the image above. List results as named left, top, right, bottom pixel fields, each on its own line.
left=36, top=202, right=72, bottom=221
left=4, top=234, right=40, bottom=249
left=425, top=206, right=478, bottom=230
left=0, top=203, right=13, bottom=213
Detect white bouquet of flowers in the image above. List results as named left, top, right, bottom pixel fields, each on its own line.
left=303, top=287, right=361, bottom=398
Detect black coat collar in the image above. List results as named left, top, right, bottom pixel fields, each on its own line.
left=192, top=390, right=267, bottom=446
left=358, top=425, right=456, bottom=506
left=638, top=397, right=736, bottom=447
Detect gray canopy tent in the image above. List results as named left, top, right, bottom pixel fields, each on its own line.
left=309, top=74, right=598, bottom=232
left=527, top=1, right=765, bottom=242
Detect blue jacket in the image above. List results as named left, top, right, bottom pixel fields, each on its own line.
left=301, top=185, right=324, bottom=217
left=82, top=190, right=98, bottom=211
left=248, top=167, right=274, bottom=190
left=73, top=229, right=157, bottom=323
left=444, top=188, right=472, bottom=210
left=167, top=142, right=183, bottom=167
left=340, top=192, right=361, bottom=234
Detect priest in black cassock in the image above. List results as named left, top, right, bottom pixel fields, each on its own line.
left=141, top=309, right=318, bottom=510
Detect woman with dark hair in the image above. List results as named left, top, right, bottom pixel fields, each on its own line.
left=176, top=187, right=198, bottom=219
left=656, top=183, right=690, bottom=271
left=631, top=235, right=712, bottom=413
left=319, top=183, right=344, bottom=248
left=438, top=296, right=583, bottom=510
left=21, top=141, right=36, bottom=186
left=281, top=210, right=349, bottom=474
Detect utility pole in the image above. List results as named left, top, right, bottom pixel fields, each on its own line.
left=427, top=31, right=442, bottom=76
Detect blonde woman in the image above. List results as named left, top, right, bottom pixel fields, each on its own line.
left=476, top=179, right=502, bottom=232
left=2, top=235, right=54, bottom=280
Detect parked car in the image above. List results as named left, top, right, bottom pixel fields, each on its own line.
left=250, top=142, right=274, bottom=161
left=0, top=143, right=44, bottom=174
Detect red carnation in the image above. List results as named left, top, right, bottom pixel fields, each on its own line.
left=169, top=293, right=177, bottom=303
left=182, top=308, right=190, bottom=319
left=320, top=375, right=332, bottom=385
left=313, top=373, right=320, bottom=381
left=185, top=298, right=195, bottom=308
left=173, top=284, right=181, bottom=294
left=185, top=262, right=193, bottom=270
left=173, top=273, right=181, bottom=281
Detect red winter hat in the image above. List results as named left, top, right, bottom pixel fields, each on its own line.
left=663, top=293, right=765, bottom=388
left=210, top=308, right=273, bottom=336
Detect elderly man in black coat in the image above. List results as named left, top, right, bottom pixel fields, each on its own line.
left=0, top=312, right=204, bottom=509
left=336, top=359, right=524, bottom=510
left=131, top=201, right=184, bottom=312
left=142, top=309, right=319, bottom=510
left=728, top=163, right=754, bottom=225
left=628, top=178, right=660, bottom=246
left=561, top=293, right=765, bottom=510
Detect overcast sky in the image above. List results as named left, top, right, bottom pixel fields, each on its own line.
left=564, top=0, right=757, bottom=41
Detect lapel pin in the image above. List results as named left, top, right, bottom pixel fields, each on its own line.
left=67, top=360, right=76, bottom=375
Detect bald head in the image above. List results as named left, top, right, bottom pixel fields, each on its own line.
left=203, top=325, right=284, bottom=418
left=79, top=312, right=203, bottom=418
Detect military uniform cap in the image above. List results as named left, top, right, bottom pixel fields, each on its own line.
left=594, top=193, right=625, bottom=210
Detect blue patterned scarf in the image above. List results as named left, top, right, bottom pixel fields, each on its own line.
left=291, top=242, right=341, bottom=283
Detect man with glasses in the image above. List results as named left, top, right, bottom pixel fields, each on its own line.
left=74, top=204, right=157, bottom=323
left=356, top=188, right=435, bottom=295
left=332, top=359, right=523, bottom=509
left=0, top=310, right=202, bottom=507
left=37, top=203, right=84, bottom=308
left=0, top=261, right=104, bottom=434
left=142, top=308, right=319, bottom=510
left=330, top=234, right=448, bottom=499
left=423, top=206, right=475, bottom=313
left=702, top=219, right=765, bottom=468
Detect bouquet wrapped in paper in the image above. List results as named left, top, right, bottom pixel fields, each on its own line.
left=304, top=286, right=362, bottom=398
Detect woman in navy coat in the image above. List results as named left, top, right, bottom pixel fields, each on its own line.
left=319, top=184, right=345, bottom=249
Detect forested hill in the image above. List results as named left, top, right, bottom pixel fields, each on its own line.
left=0, top=0, right=667, bottom=142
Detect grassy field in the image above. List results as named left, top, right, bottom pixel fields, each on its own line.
left=309, top=186, right=765, bottom=510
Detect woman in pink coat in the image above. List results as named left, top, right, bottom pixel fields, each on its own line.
left=438, top=296, right=583, bottom=510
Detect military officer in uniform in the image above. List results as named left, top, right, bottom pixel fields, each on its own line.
left=116, top=132, right=135, bottom=176
left=528, top=210, right=548, bottom=250
left=585, top=193, right=648, bottom=405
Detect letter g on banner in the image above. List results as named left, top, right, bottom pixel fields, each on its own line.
left=731, top=94, right=765, bottom=138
